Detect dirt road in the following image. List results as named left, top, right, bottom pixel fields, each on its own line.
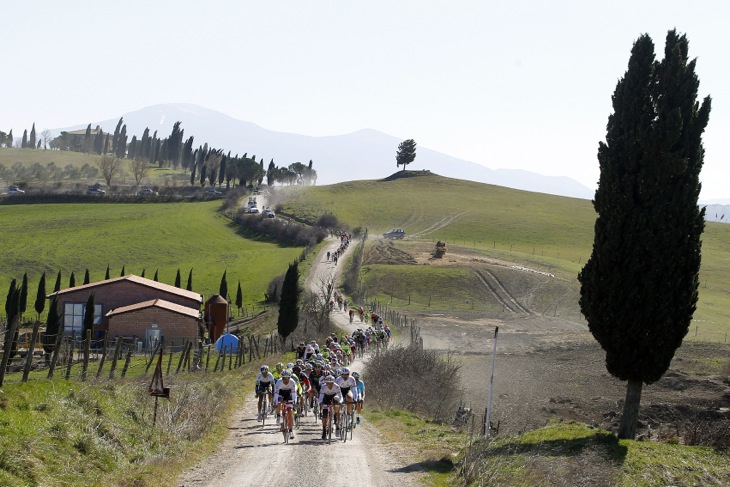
left=178, top=238, right=422, bottom=487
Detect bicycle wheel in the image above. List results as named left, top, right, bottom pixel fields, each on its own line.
left=342, top=409, right=349, bottom=443
left=261, top=397, right=267, bottom=427
left=327, top=408, right=333, bottom=444
left=349, top=411, right=355, bottom=440
left=295, top=404, right=301, bottom=429
left=313, top=399, right=320, bottom=423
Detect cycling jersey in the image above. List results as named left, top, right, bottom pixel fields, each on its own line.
left=274, top=378, right=298, bottom=405
left=309, top=370, right=325, bottom=391
left=335, top=376, right=358, bottom=401
left=319, top=382, right=343, bottom=405
left=255, top=372, right=275, bottom=393
left=355, top=379, right=365, bottom=399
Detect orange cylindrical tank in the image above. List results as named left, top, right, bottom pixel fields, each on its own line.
left=205, top=295, right=229, bottom=342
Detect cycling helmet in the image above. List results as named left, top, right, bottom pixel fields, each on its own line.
left=314, top=362, right=322, bottom=368
left=260, top=365, right=269, bottom=373
left=325, top=375, right=335, bottom=382
left=287, top=363, right=294, bottom=369
left=275, top=362, right=284, bottom=371
left=352, top=371, right=360, bottom=378
left=282, top=369, right=292, bottom=378
left=341, top=367, right=350, bottom=375
left=296, top=359, right=303, bottom=366
left=304, top=363, right=313, bottom=370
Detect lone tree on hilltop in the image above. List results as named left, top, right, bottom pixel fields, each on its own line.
left=277, top=261, right=300, bottom=341
left=396, top=139, right=417, bottom=171
left=578, top=30, right=711, bottom=440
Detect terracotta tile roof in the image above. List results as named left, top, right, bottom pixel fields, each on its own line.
left=47, top=274, right=203, bottom=303
left=105, top=299, right=201, bottom=319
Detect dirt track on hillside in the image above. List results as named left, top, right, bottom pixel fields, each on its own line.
left=367, top=241, right=730, bottom=441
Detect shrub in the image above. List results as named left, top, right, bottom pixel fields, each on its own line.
left=367, top=344, right=462, bottom=421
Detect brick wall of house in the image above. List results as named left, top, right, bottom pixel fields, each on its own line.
left=54, top=280, right=201, bottom=332
left=108, top=307, right=198, bottom=344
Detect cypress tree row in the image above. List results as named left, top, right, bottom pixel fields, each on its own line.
left=578, top=30, right=711, bottom=439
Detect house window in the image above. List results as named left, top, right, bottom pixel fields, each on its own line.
left=64, top=303, right=103, bottom=335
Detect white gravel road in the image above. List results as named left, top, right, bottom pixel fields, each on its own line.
left=178, top=238, right=423, bottom=487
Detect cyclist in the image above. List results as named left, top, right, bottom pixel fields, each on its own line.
left=273, top=362, right=284, bottom=381
left=274, top=369, right=298, bottom=439
left=308, top=361, right=325, bottom=408
left=335, top=367, right=358, bottom=424
left=318, top=375, right=343, bottom=439
left=255, top=365, right=275, bottom=420
left=296, top=341, right=306, bottom=359
left=352, top=371, right=365, bottom=425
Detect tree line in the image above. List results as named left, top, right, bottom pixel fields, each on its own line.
left=1, top=119, right=317, bottom=189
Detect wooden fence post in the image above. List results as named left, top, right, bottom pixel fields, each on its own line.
left=121, top=351, right=133, bottom=378
left=0, top=317, right=19, bottom=386
left=176, top=340, right=189, bottom=374
left=108, top=337, right=123, bottom=379
left=81, top=330, right=91, bottom=381
left=64, top=330, right=77, bottom=381
left=48, top=326, right=65, bottom=380
left=96, top=331, right=109, bottom=378
left=22, top=320, right=42, bottom=382
left=166, top=342, right=174, bottom=376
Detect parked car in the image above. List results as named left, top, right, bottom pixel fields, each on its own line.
left=87, top=187, right=106, bottom=195
left=137, top=188, right=158, bottom=196
left=263, top=208, right=275, bottom=218
left=247, top=206, right=260, bottom=214
left=7, top=185, right=25, bottom=194
left=383, top=228, right=406, bottom=239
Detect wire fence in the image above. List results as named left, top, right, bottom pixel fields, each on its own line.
left=0, top=318, right=293, bottom=386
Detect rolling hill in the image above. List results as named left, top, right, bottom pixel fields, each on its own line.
left=53, top=103, right=594, bottom=199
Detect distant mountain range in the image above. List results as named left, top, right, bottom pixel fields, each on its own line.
left=55, top=103, right=594, bottom=200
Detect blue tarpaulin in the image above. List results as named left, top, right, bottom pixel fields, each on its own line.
left=215, top=333, right=239, bottom=353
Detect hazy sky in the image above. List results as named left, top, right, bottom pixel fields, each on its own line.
left=2, top=1, right=727, bottom=199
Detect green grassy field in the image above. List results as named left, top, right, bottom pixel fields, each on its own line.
left=279, top=173, right=730, bottom=342
left=0, top=201, right=302, bottom=312
left=0, top=147, right=187, bottom=189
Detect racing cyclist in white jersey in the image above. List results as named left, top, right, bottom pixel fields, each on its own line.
left=274, top=369, right=298, bottom=438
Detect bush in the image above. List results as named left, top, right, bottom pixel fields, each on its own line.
left=367, top=344, right=462, bottom=421
left=314, top=213, right=340, bottom=229
left=234, top=210, right=327, bottom=247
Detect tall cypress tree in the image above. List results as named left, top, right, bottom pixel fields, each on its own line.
left=54, top=271, right=62, bottom=292
left=120, top=265, right=125, bottom=276
left=21, top=129, right=28, bottom=149
left=83, top=293, right=95, bottom=338
left=141, top=268, right=146, bottom=278
left=105, top=265, right=110, bottom=280
left=153, top=269, right=159, bottom=282
left=43, top=296, right=61, bottom=358
left=236, top=281, right=243, bottom=315
left=29, top=123, right=36, bottom=149
left=34, top=271, right=46, bottom=319
left=83, top=269, right=90, bottom=285
left=69, top=271, right=75, bottom=288
left=578, top=30, right=711, bottom=439
left=175, top=269, right=181, bottom=288
left=19, top=273, right=28, bottom=315
left=186, top=269, right=193, bottom=291
left=277, top=261, right=300, bottom=340
left=219, top=270, right=228, bottom=300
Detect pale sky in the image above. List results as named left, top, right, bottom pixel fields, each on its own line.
left=2, top=1, right=728, bottom=199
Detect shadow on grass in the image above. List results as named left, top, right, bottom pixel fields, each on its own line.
left=471, top=430, right=628, bottom=463
left=389, top=457, right=455, bottom=475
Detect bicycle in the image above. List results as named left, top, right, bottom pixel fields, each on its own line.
left=312, top=395, right=320, bottom=423
left=322, top=401, right=339, bottom=444
left=280, top=400, right=294, bottom=443
left=260, top=393, right=268, bottom=428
